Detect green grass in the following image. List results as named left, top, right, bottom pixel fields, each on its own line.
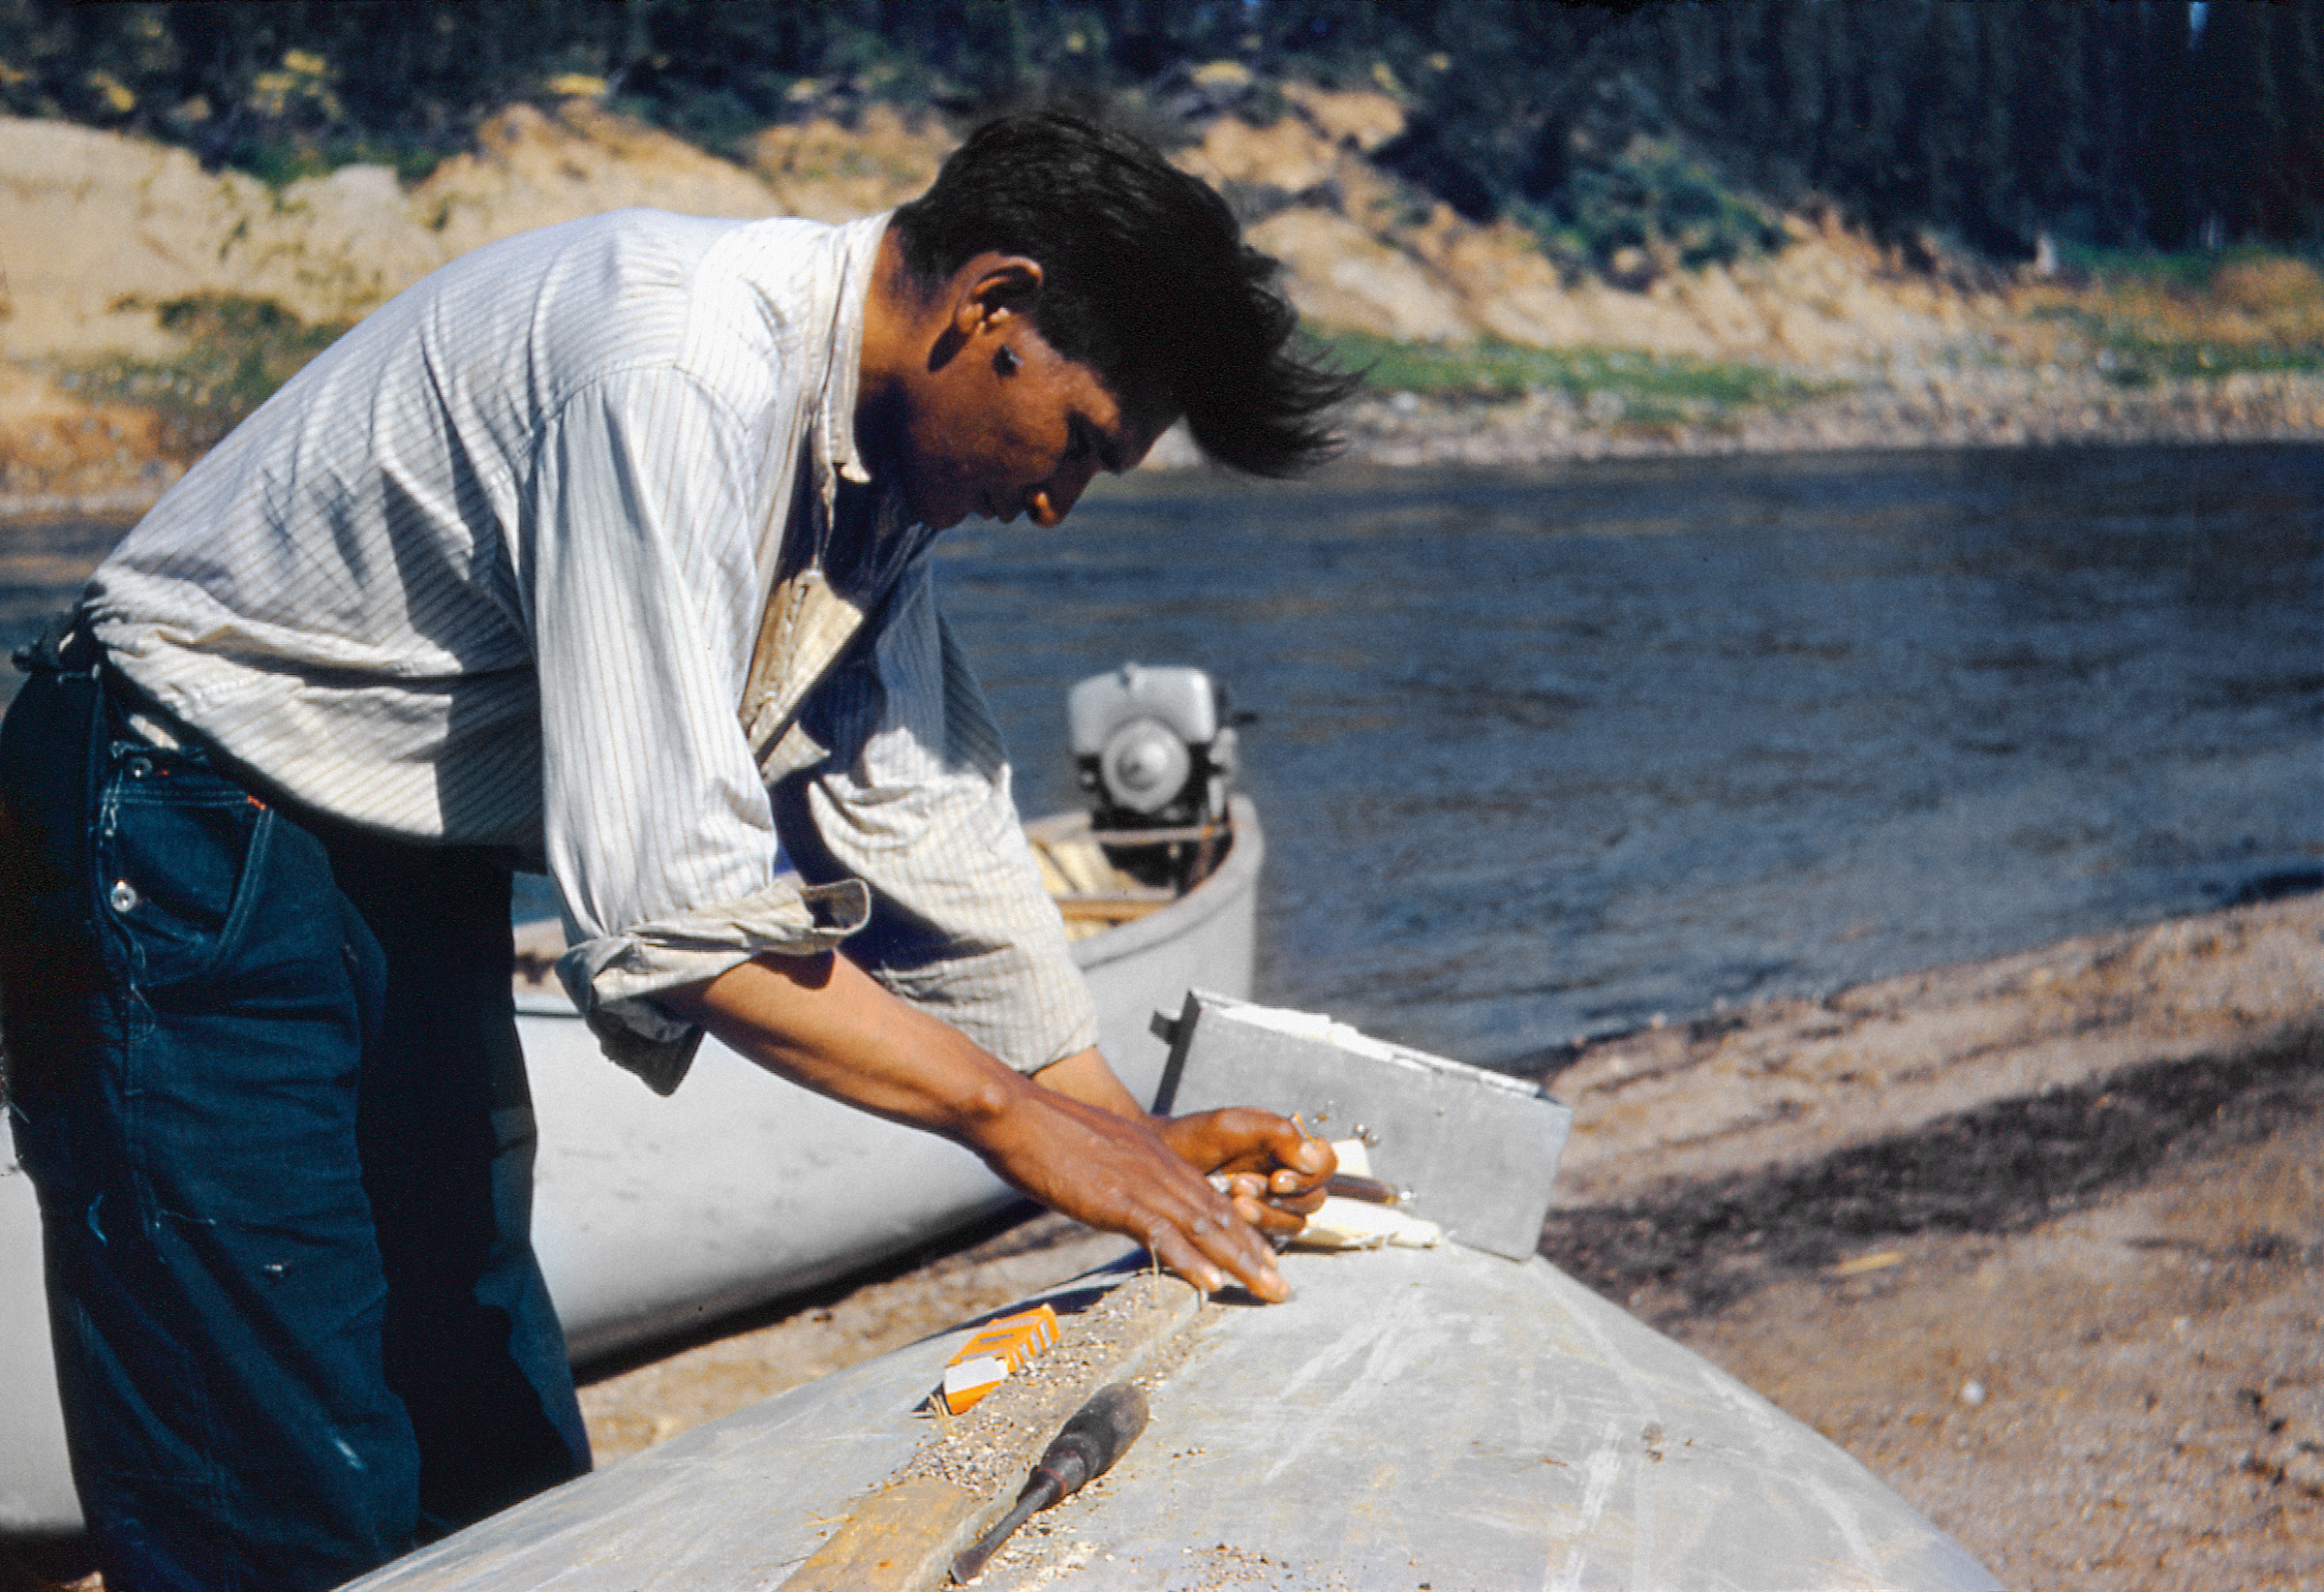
left=1318, top=329, right=1845, bottom=428
left=61, top=294, right=352, bottom=447
left=2052, top=240, right=2305, bottom=291
left=222, top=133, right=447, bottom=189
left=2028, top=304, right=2324, bottom=387
left=2099, top=338, right=2324, bottom=386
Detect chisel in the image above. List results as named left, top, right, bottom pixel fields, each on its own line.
left=947, top=1382, right=1149, bottom=1584
left=1213, top=1171, right=1411, bottom=1208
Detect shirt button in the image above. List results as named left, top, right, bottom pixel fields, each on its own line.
left=109, top=880, right=139, bottom=912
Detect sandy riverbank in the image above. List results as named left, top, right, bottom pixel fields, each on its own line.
left=1330, top=362, right=2324, bottom=469
left=10, top=369, right=2320, bottom=526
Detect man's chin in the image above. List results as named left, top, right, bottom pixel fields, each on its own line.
left=896, top=500, right=952, bottom=532
left=903, top=485, right=970, bottom=532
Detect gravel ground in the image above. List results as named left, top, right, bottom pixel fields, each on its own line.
left=1670, top=1103, right=2324, bottom=1590
left=1552, top=1026, right=2324, bottom=1590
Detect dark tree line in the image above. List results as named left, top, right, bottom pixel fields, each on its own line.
left=1342, top=0, right=2324, bottom=259
left=3, top=0, right=2318, bottom=258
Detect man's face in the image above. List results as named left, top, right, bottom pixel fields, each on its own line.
left=887, top=292, right=1175, bottom=533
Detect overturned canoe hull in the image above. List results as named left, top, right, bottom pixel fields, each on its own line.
left=0, top=799, right=1261, bottom=1535
left=347, top=1240, right=1999, bottom=1592
left=353, top=988, right=1996, bottom=1591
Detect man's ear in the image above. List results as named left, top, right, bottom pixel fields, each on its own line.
left=952, top=255, right=1046, bottom=339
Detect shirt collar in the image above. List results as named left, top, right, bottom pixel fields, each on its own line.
left=814, top=211, right=891, bottom=494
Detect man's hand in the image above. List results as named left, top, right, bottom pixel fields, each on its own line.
left=970, top=1080, right=1296, bottom=1300
left=1029, top=1051, right=1337, bottom=1238
left=1158, top=1109, right=1336, bottom=1237
left=658, top=955, right=1304, bottom=1301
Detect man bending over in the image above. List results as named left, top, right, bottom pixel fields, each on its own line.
left=0, top=111, right=1348, bottom=1590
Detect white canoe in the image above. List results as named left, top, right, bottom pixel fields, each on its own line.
left=0, top=798, right=1262, bottom=1535
left=351, top=1249, right=1998, bottom=1592
left=342, top=992, right=1999, bottom=1592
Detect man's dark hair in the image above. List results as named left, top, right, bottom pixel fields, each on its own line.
left=891, top=110, right=1355, bottom=477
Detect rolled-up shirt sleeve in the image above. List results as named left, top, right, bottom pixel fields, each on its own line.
left=525, top=368, right=867, bottom=1093
left=782, top=562, right=1099, bottom=1075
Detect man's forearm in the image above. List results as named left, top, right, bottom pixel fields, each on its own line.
left=1029, top=1046, right=1147, bottom=1120
left=657, top=952, right=1296, bottom=1301
left=658, top=949, right=1026, bottom=1139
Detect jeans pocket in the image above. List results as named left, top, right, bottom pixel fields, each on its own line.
left=98, top=747, right=275, bottom=996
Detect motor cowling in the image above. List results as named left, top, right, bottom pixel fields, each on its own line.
left=1067, top=664, right=1238, bottom=885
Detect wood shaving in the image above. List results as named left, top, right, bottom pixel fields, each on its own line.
left=902, top=1271, right=1201, bottom=1499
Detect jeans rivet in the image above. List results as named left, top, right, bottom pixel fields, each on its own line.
left=109, top=880, right=139, bottom=913
left=126, top=755, right=154, bottom=780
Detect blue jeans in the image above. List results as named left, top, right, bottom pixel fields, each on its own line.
left=1, top=637, right=589, bottom=1591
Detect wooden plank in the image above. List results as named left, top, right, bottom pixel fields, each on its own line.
left=1055, top=894, right=1173, bottom=924
left=772, top=1476, right=983, bottom=1592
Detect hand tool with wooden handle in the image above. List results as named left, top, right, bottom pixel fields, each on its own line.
left=947, top=1383, right=1149, bottom=1584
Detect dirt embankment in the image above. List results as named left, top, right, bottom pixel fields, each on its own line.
left=0, top=97, right=954, bottom=511
left=6, top=87, right=2320, bottom=513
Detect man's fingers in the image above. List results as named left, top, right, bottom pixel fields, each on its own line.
left=1147, top=1207, right=1287, bottom=1301
left=988, top=1094, right=1305, bottom=1301
left=1145, top=1224, right=1226, bottom=1294
left=1161, top=1109, right=1337, bottom=1192
left=1180, top=1173, right=1289, bottom=1298
left=1232, top=1191, right=1309, bottom=1237
left=1217, top=1171, right=1322, bottom=1234
left=1094, top=1126, right=1285, bottom=1301
left=1261, top=1185, right=1328, bottom=1217
left=1180, top=1184, right=1288, bottom=1298
left=1279, top=1128, right=1334, bottom=1176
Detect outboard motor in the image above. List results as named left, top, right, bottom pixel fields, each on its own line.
left=1067, top=663, right=1239, bottom=889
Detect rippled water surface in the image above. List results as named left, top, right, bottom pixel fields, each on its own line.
left=939, top=444, right=2323, bottom=1066
left=9, top=444, right=2318, bottom=1069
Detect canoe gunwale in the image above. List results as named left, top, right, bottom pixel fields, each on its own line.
left=1069, top=794, right=1261, bottom=977
left=511, top=794, right=1261, bottom=1017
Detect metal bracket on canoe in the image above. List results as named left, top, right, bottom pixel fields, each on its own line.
left=1148, top=990, right=1574, bottom=1262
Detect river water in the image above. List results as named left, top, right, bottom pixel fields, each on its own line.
left=8, top=444, right=2319, bottom=1071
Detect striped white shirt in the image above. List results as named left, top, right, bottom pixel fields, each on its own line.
left=84, top=208, right=1098, bottom=1092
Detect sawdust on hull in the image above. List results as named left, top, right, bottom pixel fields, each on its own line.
left=904, top=1272, right=1200, bottom=1501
